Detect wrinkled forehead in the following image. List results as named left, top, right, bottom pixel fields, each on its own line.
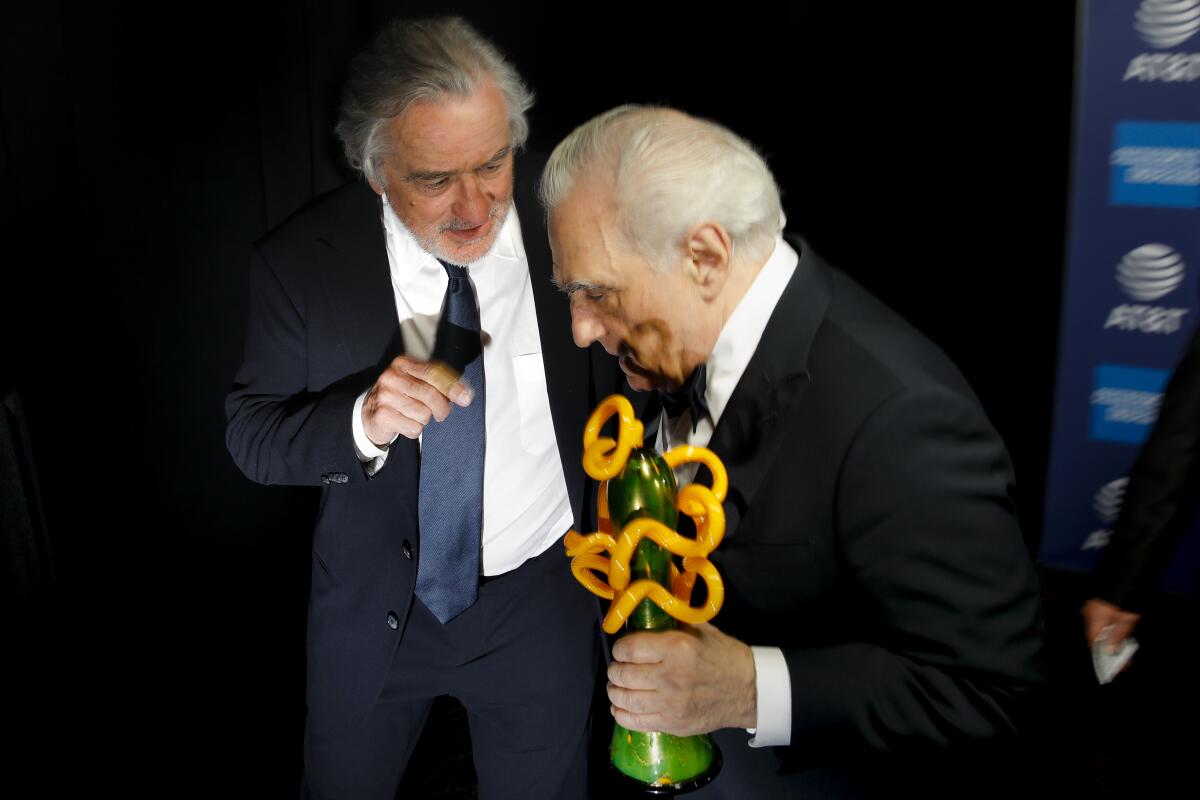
left=549, top=194, right=624, bottom=275
left=387, top=81, right=513, bottom=169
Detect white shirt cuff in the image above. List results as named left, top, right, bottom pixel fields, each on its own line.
left=747, top=646, right=792, bottom=747
left=352, top=389, right=394, bottom=475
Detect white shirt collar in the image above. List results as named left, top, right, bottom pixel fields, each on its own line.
left=703, top=236, right=799, bottom=427
left=379, top=193, right=522, bottom=283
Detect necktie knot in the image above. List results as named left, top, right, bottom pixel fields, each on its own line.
left=438, top=259, right=468, bottom=278
left=431, top=260, right=482, bottom=371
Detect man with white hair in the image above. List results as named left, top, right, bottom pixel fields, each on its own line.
left=226, top=18, right=623, bottom=799
left=542, top=106, right=1045, bottom=795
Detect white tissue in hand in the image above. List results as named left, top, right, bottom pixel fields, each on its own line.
left=1092, top=625, right=1138, bottom=684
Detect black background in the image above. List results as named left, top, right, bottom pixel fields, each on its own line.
left=2, top=1, right=1086, bottom=796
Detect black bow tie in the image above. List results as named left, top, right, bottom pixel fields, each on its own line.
left=658, top=363, right=711, bottom=433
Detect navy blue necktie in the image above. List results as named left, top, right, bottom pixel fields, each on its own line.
left=417, top=260, right=485, bottom=624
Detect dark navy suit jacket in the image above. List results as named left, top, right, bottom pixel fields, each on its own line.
left=225, top=155, right=624, bottom=739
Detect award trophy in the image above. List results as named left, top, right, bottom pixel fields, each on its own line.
left=564, top=394, right=729, bottom=794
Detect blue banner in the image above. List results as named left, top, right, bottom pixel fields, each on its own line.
left=1041, top=0, right=1200, bottom=595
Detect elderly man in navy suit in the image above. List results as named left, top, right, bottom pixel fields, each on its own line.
left=226, top=18, right=622, bottom=799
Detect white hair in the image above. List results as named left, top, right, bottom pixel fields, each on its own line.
left=540, top=105, right=784, bottom=269
left=335, top=16, right=534, bottom=186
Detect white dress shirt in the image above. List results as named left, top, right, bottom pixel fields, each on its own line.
left=658, top=236, right=798, bottom=748
left=351, top=197, right=574, bottom=576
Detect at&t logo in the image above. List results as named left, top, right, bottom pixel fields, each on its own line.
left=1104, top=244, right=1190, bottom=334
left=1125, top=0, right=1200, bottom=81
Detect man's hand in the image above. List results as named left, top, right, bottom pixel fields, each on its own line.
left=607, top=622, right=757, bottom=736
left=362, top=356, right=474, bottom=444
left=1082, top=598, right=1142, bottom=655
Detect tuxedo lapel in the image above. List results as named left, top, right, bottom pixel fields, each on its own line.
left=707, top=238, right=831, bottom=540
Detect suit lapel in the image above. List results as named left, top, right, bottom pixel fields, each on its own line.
left=308, top=163, right=595, bottom=522
left=514, top=154, right=591, bottom=520
left=708, top=237, right=831, bottom=540
left=318, top=181, right=405, bottom=368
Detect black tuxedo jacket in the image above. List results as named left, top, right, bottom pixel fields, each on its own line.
left=224, top=156, right=623, bottom=738
left=703, top=238, right=1045, bottom=787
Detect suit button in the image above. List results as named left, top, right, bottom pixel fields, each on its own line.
left=320, top=474, right=332, bottom=485
left=402, top=539, right=413, bottom=560
left=386, top=612, right=399, bottom=630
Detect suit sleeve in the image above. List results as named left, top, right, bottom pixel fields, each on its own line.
left=1094, top=324, right=1200, bottom=613
left=782, top=386, right=1044, bottom=754
left=224, top=246, right=379, bottom=487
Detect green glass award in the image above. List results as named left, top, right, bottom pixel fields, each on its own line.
left=565, top=395, right=730, bottom=794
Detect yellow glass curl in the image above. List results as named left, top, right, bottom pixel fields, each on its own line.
left=564, top=397, right=728, bottom=634
left=581, top=395, right=645, bottom=480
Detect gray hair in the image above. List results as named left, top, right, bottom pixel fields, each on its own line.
left=540, top=105, right=784, bottom=268
left=335, top=16, right=534, bottom=186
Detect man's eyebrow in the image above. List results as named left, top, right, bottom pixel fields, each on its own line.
left=405, top=147, right=513, bottom=183
left=484, top=145, right=512, bottom=164
left=405, top=168, right=454, bottom=182
left=551, top=276, right=613, bottom=295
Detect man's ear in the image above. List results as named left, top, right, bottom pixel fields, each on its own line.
left=684, top=222, right=733, bottom=300
left=368, top=178, right=385, bottom=196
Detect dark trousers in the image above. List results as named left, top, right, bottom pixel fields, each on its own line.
left=301, top=545, right=601, bottom=800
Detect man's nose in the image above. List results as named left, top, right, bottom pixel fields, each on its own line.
left=451, top=174, right=491, bottom=223
left=570, top=307, right=605, bottom=349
